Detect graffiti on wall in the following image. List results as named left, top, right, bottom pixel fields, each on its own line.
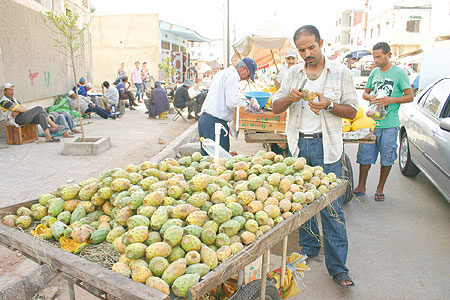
left=28, top=69, right=39, bottom=85
left=44, top=70, right=50, bottom=87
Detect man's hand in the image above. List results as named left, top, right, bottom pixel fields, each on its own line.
left=308, top=92, right=331, bottom=115
left=288, top=89, right=304, bottom=103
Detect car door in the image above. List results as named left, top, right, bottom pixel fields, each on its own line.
left=418, top=78, right=450, bottom=198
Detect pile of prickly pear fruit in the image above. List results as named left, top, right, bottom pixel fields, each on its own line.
left=2, top=150, right=341, bottom=297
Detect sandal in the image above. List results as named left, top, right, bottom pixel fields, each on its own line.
left=46, top=137, right=60, bottom=143
left=374, top=193, right=385, bottom=202
left=333, top=272, right=355, bottom=288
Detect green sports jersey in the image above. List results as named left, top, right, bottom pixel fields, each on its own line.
left=365, top=65, right=411, bottom=128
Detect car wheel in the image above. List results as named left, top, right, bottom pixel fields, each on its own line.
left=399, top=132, right=420, bottom=177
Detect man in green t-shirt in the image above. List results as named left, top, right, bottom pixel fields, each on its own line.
left=353, top=42, right=413, bottom=201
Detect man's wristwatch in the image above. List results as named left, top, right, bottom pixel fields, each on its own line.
left=326, top=102, right=334, bottom=112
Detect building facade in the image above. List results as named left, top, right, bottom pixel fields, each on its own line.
left=0, top=0, right=92, bottom=107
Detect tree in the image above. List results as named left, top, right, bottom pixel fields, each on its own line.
left=158, top=56, right=176, bottom=85
left=41, top=7, right=90, bottom=142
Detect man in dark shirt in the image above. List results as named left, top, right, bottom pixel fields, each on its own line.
left=173, top=79, right=199, bottom=120
left=115, top=76, right=137, bottom=110
left=73, top=77, right=87, bottom=97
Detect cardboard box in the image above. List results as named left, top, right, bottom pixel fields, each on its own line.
left=234, top=107, right=287, bottom=133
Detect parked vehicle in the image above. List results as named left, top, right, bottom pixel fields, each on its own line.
left=350, top=69, right=368, bottom=89
left=398, top=75, right=450, bottom=203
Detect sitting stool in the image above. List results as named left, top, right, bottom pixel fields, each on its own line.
left=6, top=124, right=38, bottom=145
left=172, top=106, right=187, bottom=121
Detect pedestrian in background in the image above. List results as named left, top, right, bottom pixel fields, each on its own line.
left=131, top=61, right=143, bottom=103
left=141, top=61, right=150, bottom=99
left=353, top=42, right=413, bottom=201
left=117, top=62, right=126, bottom=79
left=272, top=24, right=357, bottom=288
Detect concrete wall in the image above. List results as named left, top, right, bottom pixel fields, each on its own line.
left=91, top=14, right=160, bottom=88
left=0, top=0, right=91, bottom=107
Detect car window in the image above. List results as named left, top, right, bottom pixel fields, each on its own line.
left=420, top=79, right=450, bottom=118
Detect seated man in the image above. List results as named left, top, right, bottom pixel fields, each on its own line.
left=100, top=81, right=120, bottom=115
left=73, top=77, right=87, bottom=97
left=1, top=82, right=61, bottom=142
left=48, top=111, right=81, bottom=135
left=173, top=79, right=199, bottom=119
left=116, top=76, right=137, bottom=110
left=147, top=82, right=169, bottom=119
left=67, top=90, right=117, bottom=119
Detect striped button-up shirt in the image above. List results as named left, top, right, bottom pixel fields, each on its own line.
left=272, top=58, right=358, bottom=164
left=0, top=95, right=22, bottom=125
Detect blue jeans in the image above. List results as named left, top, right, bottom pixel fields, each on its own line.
left=54, top=112, right=75, bottom=131
left=134, top=83, right=142, bottom=101
left=357, top=126, right=399, bottom=166
left=85, top=104, right=114, bottom=119
left=198, top=113, right=230, bottom=156
left=295, top=137, right=349, bottom=276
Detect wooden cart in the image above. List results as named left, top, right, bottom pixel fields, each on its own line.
left=0, top=182, right=347, bottom=300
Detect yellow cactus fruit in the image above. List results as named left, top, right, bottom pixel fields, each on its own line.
left=350, top=106, right=364, bottom=122
left=342, top=119, right=351, bottom=132
left=351, top=116, right=376, bottom=131
left=271, top=86, right=278, bottom=92
left=59, top=236, right=86, bottom=254
left=262, top=87, right=270, bottom=92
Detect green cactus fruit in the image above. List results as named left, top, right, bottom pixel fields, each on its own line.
left=230, top=242, right=244, bottom=254
left=31, top=205, right=48, bottom=221
left=39, top=194, right=55, bottom=206
left=106, top=225, right=126, bottom=243
left=144, top=231, right=162, bottom=246
left=150, top=206, right=169, bottom=230
left=167, top=246, right=186, bottom=263
left=145, top=276, right=170, bottom=295
left=163, top=225, right=184, bottom=247
left=184, top=225, right=203, bottom=239
left=128, top=225, right=149, bottom=244
left=128, top=173, right=143, bottom=185
left=48, top=198, right=64, bottom=217
left=159, top=218, right=184, bottom=235
left=125, top=243, right=147, bottom=259
left=115, top=206, right=134, bottom=227
left=202, top=220, right=219, bottom=233
left=111, top=262, right=131, bottom=277
left=127, top=215, right=150, bottom=230
left=161, top=258, right=187, bottom=286
left=137, top=205, right=157, bottom=219
left=89, top=228, right=110, bottom=244
left=51, top=221, right=66, bottom=239
left=110, top=178, right=131, bottom=192
left=218, top=220, right=240, bottom=237
left=127, top=190, right=145, bottom=210
left=186, top=210, right=207, bottom=226
left=171, top=204, right=196, bottom=220
left=185, top=250, right=201, bottom=266
left=172, top=273, right=200, bottom=297
left=145, top=242, right=172, bottom=261
left=143, top=190, right=165, bottom=206
left=148, top=257, right=170, bottom=277
left=57, top=211, right=71, bottom=224
left=216, top=245, right=232, bottom=262
left=201, top=228, right=216, bottom=245
left=200, top=244, right=218, bottom=270
left=180, top=235, right=201, bottom=252
left=185, top=263, right=210, bottom=278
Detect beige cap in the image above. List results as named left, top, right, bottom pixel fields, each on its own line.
left=285, top=48, right=298, bottom=58
left=3, top=82, right=14, bottom=90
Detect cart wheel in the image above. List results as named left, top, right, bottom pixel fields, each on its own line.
left=230, top=279, right=281, bottom=300
left=341, top=153, right=354, bottom=204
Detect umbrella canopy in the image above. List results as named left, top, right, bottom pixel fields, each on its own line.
left=231, top=19, right=295, bottom=67
left=345, top=50, right=371, bottom=59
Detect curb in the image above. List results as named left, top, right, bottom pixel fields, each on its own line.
left=0, top=249, right=55, bottom=300
left=150, top=122, right=199, bottom=163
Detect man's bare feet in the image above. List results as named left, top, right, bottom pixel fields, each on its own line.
left=62, top=131, right=74, bottom=138
left=72, top=129, right=82, bottom=134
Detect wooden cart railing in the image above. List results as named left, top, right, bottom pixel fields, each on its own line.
left=0, top=182, right=347, bottom=300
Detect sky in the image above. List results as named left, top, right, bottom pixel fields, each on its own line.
left=90, top=0, right=429, bottom=42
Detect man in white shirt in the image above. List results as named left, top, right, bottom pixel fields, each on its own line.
left=272, top=25, right=357, bottom=288
left=198, top=58, right=257, bottom=155
left=275, top=48, right=299, bottom=90
left=100, top=81, right=119, bottom=113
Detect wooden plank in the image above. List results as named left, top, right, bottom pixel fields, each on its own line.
left=0, top=199, right=38, bottom=218
left=0, top=224, right=169, bottom=300
left=234, top=107, right=287, bottom=133
left=244, top=132, right=287, bottom=143
left=189, top=181, right=347, bottom=299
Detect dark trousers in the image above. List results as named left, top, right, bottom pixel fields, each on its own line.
left=85, top=105, right=113, bottom=119
left=15, top=106, right=49, bottom=130
left=198, top=113, right=230, bottom=156
left=120, top=91, right=135, bottom=107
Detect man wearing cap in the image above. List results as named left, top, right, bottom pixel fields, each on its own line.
left=67, top=90, right=117, bottom=120
left=198, top=58, right=258, bottom=155
left=275, top=48, right=299, bottom=90
left=173, top=79, right=199, bottom=120
left=73, top=77, right=87, bottom=97
left=1, top=83, right=61, bottom=142
left=146, top=82, right=170, bottom=119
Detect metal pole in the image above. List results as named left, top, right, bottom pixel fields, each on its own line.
left=280, top=236, right=288, bottom=292
left=226, top=0, right=230, bottom=67
left=237, top=269, right=244, bottom=290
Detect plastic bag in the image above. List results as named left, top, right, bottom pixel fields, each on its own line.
left=366, top=90, right=387, bottom=120
left=267, top=252, right=310, bottom=299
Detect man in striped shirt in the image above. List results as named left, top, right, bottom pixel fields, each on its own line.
left=272, top=25, right=357, bottom=287
left=1, top=83, right=61, bottom=142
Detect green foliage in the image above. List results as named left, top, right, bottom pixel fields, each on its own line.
left=158, top=57, right=176, bottom=84
left=40, top=8, right=89, bottom=58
